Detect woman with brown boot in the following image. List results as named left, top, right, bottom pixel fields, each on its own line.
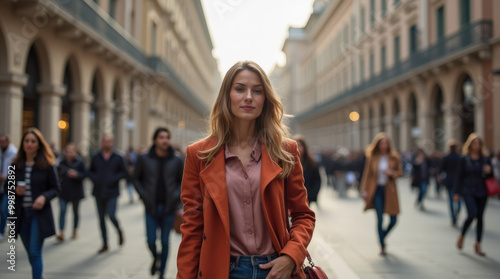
left=454, top=133, right=492, bottom=256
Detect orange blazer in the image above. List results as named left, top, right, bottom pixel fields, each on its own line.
left=176, top=137, right=315, bottom=279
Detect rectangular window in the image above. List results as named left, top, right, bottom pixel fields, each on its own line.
left=151, top=22, right=157, bottom=55
left=369, top=52, right=374, bottom=77
left=370, top=0, right=376, bottom=27
left=394, top=36, right=400, bottom=64
left=409, top=25, right=418, bottom=55
left=360, top=57, right=365, bottom=82
left=381, top=45, right=386, bottom=71
left=109, top=0, right=116, bottom=19
left=361, top=7, right=366, bottom=33
left=381, top=0, right=387, bottom=18
left=460, top=0, right=471, bottom=26
left=437, top=6, right=445, bottom=41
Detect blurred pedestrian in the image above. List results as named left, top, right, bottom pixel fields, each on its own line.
left=430, top=151, right=443, bottom=198
left=360, top=133, right=402, bottom=256
left=133, top=127, right=184, bottom=279
left=491, top=151, right=500, bottom=182
left=454, top=133, right=493, bottom=256
left=439, top=139, right=462, bottom=226
left=411, top=148, right=431, bottom=210
left=293, top=135, right=321, bottom=207
left=7, top=128, right=60, bottom=279
left=176, top=61, right=315, bottom=279
left=0, top=134, right=18, bottom=240
left=88, top=133, right=128, bottom=253
left=56, top=143, right=86, bottom=241
left=125, top=146, right=137, bottom=203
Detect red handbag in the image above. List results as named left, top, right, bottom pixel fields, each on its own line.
left=485, top=177, right=500, bottom=196
left=303, top=252, right=329, bottom=279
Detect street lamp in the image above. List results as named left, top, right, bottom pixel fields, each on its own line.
left=349, top=111, right=360, bottom=122
left=349, top=111, right=360, bottom=150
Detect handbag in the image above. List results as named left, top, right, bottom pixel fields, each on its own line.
left=284, top=179, right=329, bottom=279
left=485, top=177, right=500, bottom=196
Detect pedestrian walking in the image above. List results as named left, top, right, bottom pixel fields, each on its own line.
left=438, top=139, right=462, bottom=226
left=133, top=127, right=184, bottom=279
left=6, top=128, right=60, bottom=279
left=88, top=133, right=128, bottom=253
left=125, top=146, right=137, bottom=204
left=56, top=143, right=86, bottom=241
left=176, top=61, right=315, bottom=279
left=411, top=148, right=431, bottom=210
left=293, top=135, right=321, bottom=207
left=360, top=132, right=402, bottom=256
left=455, top=133, right=493, bottom=256
left=0, top=134, right=18, bottom=240
left=491, top=151, right=500, bottom=182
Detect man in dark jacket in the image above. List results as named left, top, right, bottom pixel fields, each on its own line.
left=133, top=127, right=183, bottom=279
left=88, top=134, right=128, bottom=253
left=439, top=140, right=462, bottom=226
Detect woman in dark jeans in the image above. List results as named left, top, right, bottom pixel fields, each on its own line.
left=411, top=148, right=431, bottom=211
left=454, top=133, right=492, bottom=256
left=7, top=128, right=60, bottom=279
left=57, top=143, right=86, bottom=241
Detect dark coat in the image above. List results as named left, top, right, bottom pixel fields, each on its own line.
left=411, top=157, right=431, bottom=187
left=7, top=163, right=60, bottom=239
left=439, top=151, right=461, bottom=190
left=58, top=156, right=86, bottom=202
left=133, top=146, right=184, bottom=215
left=302, top=161, right=321, bottom=203
left=88, top=151, right=127, bottom=199
left=454, top=156, right=492, bottom=197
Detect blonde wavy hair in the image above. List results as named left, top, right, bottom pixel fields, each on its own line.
left=365, top=132, right=400, bottom=159
left=199, top=61, right=294, bottom=178
left=462, top=133, right=487, bottom=156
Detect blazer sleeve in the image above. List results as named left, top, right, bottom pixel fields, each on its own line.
left=280, top=141, right=316, bottom=274
left=132, top=155, right=147, bottom=200
left=176, top=145, right=204, bottom=279
left=75, top=160, right=87, bottom=181
left=454, top=157, right=466, bottom=195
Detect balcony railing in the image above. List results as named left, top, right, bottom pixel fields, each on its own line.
left=296, top=20, right=493, bottom=121
left=51, top=0, right=208, bottom=112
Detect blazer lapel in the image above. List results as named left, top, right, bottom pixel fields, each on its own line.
left=199, top=148, right=230, bottom=237
left=260, top=143, right=283, bottom=193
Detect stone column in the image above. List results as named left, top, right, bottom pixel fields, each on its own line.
left=0, top=72, right=28, bottom=145
left=399, top=112, right=411, bottom=152
left=418, top=108, right=435, bottom=153
left=37, top=83, right=66, bottom=150
left=96, top=99, right=115, bottom=135
left=442, top=103, right=461, bottom=146
left=70, top=92, right=94, bottom=157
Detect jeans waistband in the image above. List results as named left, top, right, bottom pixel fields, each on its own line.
left=230, top=253, right=278, bottom=267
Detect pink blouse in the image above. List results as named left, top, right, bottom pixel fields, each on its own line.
left=225, top=141, right=276, bottom=256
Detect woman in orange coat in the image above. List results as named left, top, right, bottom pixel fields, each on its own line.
left=176, top=61, right=315, bottom=279
left=360, top=133, right=402, bottom=256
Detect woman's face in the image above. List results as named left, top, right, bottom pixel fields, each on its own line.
left=23, top=133, right=39, bottom=156
left=378, top=138, right=388, bottom=153
left=229, top=70, right=266, bottom=123
left=65, top=145, right=77, bottom=160
left=470, top=138, right=481, bottom=153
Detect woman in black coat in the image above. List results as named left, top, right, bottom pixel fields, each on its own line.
left=294, top=135, right=321, bottom=206
left=6, top=128, right=60, bottom=279
left=411, top=148, right=431, bottom=211
left=454, top=133, right=492, bottom=256
left=56, top=143, right=86, bottom=241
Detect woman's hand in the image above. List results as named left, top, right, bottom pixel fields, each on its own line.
left=361, top=191, right=369, bottom=202
left=453, top=194, right=460, bottom=202
left=33, top=195, right=46, bottom=210
left=260, top=255, right=295, bottom=279
left=15, top=186, right=26, bottom=196
left=483, top=165, right=491, bottom=175
left=383, top=169, right=394, bottom=177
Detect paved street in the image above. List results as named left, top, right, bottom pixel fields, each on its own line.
left=1, top=175, right=500, bottom=278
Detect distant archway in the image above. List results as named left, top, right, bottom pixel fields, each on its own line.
left=23, top=45, right=41, bottom=133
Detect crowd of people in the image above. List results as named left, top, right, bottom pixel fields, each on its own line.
left=1, top=60, right=498, bottom=278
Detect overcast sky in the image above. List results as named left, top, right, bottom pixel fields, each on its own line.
left=201, top=0, right=315, bottom=76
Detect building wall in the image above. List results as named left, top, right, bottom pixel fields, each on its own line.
left=0, top=0, right=219, bottom=156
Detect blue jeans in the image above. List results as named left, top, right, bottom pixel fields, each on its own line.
left=145, top=205, right=175, bottom=273
left=229, top=253, right=278, bottom=279
left=417, top=181, right=428, bottom=204
left=95, top=197, right=121, bottom=246
left=446, top=188, right=461, bottom=223
left=59, top=198, right=81, bottom=231
left=20, top=209, right=44, bottom=279
left=0, top=193, right=7, bottom=235
left=374, top=186, right=397, bottom=246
